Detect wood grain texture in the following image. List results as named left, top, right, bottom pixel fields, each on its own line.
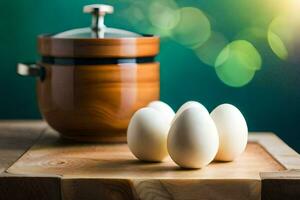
left=7, top=129, right=284, bottom=179
left=5, top=129, right=287, bottom=200
left=62, top=178, right=137, bottom=200
left=0, top=121, right=56, bottom=200
left=249, top=133, right=300, bottom=170
left=132, top=179, right=261, bottom=200
left=2, top=122, right=300, bottom=200
left=0, top=173, right=61, bottom=200
left=61, top=178, right=261, bottom=200
left=38, top=35, right=160, bottom=58
left=260, top=170, right=300, bottom=200
left=250, top=133, right=300, bottom=200
left=37, top=62, right=159, bottom=142
left=0, top=121, right=46, bottom=174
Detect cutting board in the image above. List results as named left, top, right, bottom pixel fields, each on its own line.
left=0, top=121, right=300, bottom=200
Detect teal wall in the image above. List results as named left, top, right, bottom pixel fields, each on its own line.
left=1, top=0, right=299, bottom=152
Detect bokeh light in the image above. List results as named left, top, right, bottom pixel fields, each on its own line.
left=234, top=26, right=270, bottom=56
left=119, top=1, right=146, bottom=24
left=148, top=0, right=180, bottom=32
left=117, top=0, right=300, bottom=87
left=195, top=32, right=228, bottom=66
left=268, top=14, right=300, bottom=63
left=280, top=0, right=300, bottom=15
left=118, top=1, right=151, bottom=34
left=215, top=40, right=262, bottom=87
left=170, top=7, right=211, bottom=48
left=236, top=27, right=266, bottom=39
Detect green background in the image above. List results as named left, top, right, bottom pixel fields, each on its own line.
left=1, top=0, right=299, bottom=152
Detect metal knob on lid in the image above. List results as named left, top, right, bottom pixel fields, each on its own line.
left=54, top=4, right=141, bottom=39
left=84, top=4, right=114, bottom=38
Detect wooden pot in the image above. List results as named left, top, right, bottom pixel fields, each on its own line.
left=17, top=4, right=160, bottom=142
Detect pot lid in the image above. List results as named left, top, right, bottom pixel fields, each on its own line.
left=54, top=4, right=141, bottom=39
left=38, top=4, right=159, bottom=58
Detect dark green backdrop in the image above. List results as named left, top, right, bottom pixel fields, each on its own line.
left=1, top=0, right=299, bottom=152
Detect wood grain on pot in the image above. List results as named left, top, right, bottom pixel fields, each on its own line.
left=38, top=36, right=160, bottom=58
left=37, top=63, right=159, bottom=142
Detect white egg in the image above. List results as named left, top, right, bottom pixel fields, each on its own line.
left=147, top=101, right=175, bottom=124
left=210, top=104, right=248, bottom=161
left=167, top=107, right=219, bottom=169
left=172, top=101, right=209, bottom=124
left=127, top=107, right=170, bottom=162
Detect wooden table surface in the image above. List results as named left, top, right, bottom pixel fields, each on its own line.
left=0, top=121, right=300, bottom=200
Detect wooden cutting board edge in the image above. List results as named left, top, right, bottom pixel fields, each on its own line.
left=1, top=121, right=300, bottom=200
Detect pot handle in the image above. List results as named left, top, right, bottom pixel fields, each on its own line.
left=17, top=63, right=45, bottom=80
